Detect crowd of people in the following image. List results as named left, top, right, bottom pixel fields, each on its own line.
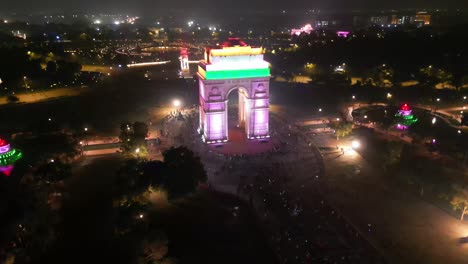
left=157, top=107, right=383, bottom=263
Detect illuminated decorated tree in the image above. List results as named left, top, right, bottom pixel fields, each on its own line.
left=395, top=104, right=418, bottom=130
left=0, top=138, right=23, bottom=176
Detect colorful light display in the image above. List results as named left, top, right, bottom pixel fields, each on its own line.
left=337, top=31, right=350, bottom=37
left=395, top=104, right=418, bottom=130
left=199, top=39, right=270, bottom=80
left=199, top=67, right=270, bottom=80
left=198, top=38, right=270, bottom=143
left=0, top=138, right=22, bottom=176
left=291, top=24, right=314, bottom=36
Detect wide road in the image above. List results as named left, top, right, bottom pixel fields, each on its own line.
left=274, top=104, right=468, bottom=264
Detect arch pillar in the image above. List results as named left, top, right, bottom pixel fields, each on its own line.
left=198, top=77, right=270, bottom=143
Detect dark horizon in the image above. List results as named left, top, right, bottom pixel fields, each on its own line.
left=1, top=0, right=468, bottom=16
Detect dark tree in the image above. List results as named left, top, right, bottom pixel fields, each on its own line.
left=140, top=160, right=165, bottom=186
left=46, top=61, right=57, bottom=73
left=162, top=147, right=207, bottom=198
left=35, top=159, right=72, bottom=183
left=119, top=122, right=149, bottom=153
left=119, top=122, right=133, bottom=152
left=133, top=121, right=149, bottom=146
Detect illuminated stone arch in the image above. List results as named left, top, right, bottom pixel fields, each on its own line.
left=197, top=38, right=270, bottom=143
left=198, top=77, right=270, bottom=143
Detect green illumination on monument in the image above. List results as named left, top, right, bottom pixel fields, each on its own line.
left=204, top=68, right=270, bottom=80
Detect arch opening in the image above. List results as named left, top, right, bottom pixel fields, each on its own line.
left=226, top=87, right=249, bottom=141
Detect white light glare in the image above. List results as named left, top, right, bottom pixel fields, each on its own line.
left=351, top=140, right=360, bottom=149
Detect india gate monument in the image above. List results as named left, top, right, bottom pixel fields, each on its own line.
left=197, top=38, right=270, bottom=143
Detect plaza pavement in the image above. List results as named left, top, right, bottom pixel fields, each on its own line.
left=278, top=104, right=468, bottom=264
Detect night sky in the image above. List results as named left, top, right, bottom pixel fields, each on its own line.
left=2, top=0, right=468, bottom=14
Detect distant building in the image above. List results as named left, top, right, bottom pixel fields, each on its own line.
left=291, top=24, right=314, bottom=36
left=11, top=30, right=26, bottom=40
left=414, top=12, right=431, bottom=25
left=370, top=16, right=389, bottom=26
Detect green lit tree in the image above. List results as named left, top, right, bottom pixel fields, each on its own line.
left=451, top=185, right=468, bottom=221
left=330, top=121, right=353, bottom=140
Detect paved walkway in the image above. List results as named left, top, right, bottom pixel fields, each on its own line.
left=279, top=105, right=468, bottom=264
left=0, top=87, right=87, bottom=105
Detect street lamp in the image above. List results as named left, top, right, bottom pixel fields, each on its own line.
left=84, top=127, right=88, bottom=132
left=318, top=108, right=322, bottom=112
left=351, top=140, right=360, bottom=149
left=432, top=117, right=437, bottom=124
left=386, top=93, right=392, bottom=99
left=436, top=98, right=440, bottom=102
left=135, top=148, right=140, bottom=154
left=172, top=99, right=181, bottom=108
left=352, top=95, right=356, bottom=99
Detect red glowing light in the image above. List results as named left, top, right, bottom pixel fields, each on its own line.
left=0, top=138, right=6, bottom=147
left=0, top=165, right=13, bottom=176
left=400, top=104, right=411, bottom=111
left=220, top=37, right=247, bottom=47
left=180, top=48, right=188, bottom=56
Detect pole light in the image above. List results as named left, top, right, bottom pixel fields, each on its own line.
left=173, top=99, right=181, bottom=108
left=351, top=140, right=360, bottom=149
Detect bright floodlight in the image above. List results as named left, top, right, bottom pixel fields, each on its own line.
left=173, top=99, right=181, bottom=107
left=351, top=140, right=360, bottom=149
